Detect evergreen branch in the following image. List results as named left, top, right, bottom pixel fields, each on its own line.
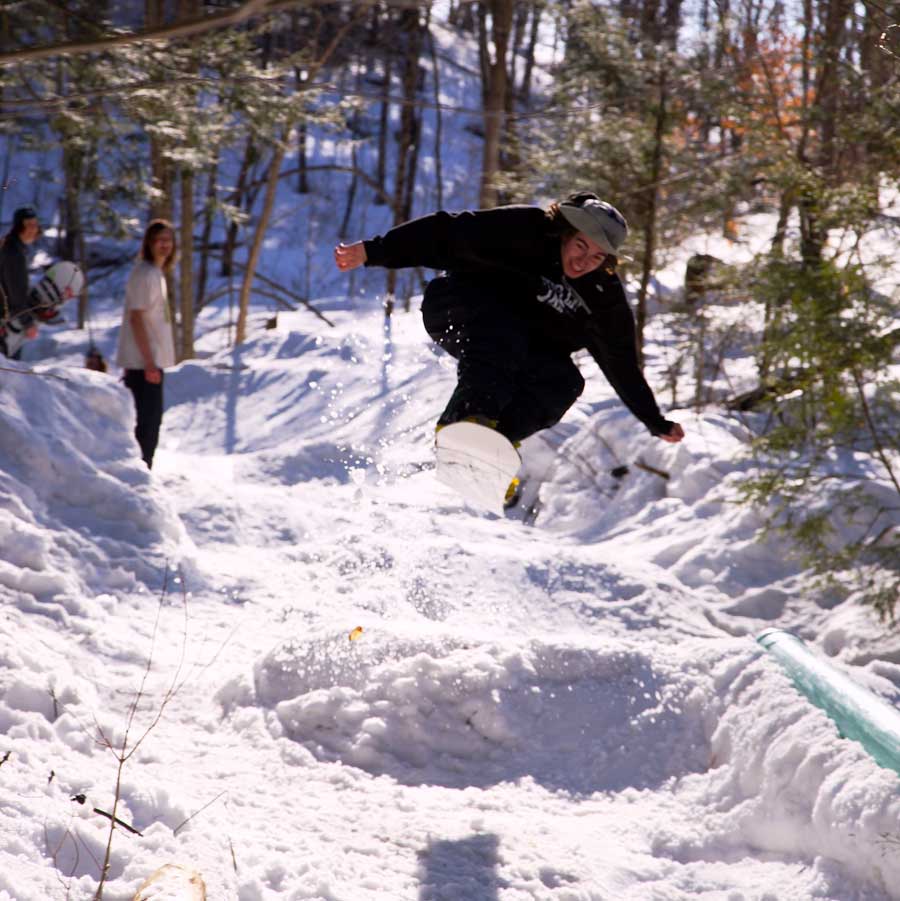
left=0, top=74, right=275, bottom=113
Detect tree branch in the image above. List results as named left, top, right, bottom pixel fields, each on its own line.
left=0, top=0, right=457, bottom=68
left=0, top=0, right=272, bottom=67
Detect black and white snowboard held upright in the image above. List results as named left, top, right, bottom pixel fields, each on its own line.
left=1, top=260, right=84, bottom=357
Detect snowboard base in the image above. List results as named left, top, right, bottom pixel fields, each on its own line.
left=435, top=421, right=521, bottom=516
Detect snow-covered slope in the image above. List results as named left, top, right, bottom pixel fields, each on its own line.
left=0, top=362, right=192, bottom=623
left=2, top=300, right=899, bottom=900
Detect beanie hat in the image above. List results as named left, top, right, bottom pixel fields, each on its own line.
left=12, top=206, right=38, bottom=233
left=558, top=198, right=627, bottom=255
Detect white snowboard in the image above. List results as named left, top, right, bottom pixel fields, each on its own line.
left=3, top=260, right=84, bottom=357
left=435, top=421, right=521, bottom=516
left=31, top=260, right=85, bottom=311
left=132, top=863, right=206, bottom=901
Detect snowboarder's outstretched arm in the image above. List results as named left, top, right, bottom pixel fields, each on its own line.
left=584, top=283, right=684, bottom=443
left=335, top=206, right=549, bottom=274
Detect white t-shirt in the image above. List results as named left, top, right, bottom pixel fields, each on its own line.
left=116, top=260, right=176, bottom=370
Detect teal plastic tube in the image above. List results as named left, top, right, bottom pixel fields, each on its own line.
left=757, top=628, right=900, bottom=776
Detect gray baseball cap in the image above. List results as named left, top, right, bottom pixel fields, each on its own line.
left=559, top=199, right=627, bottom=255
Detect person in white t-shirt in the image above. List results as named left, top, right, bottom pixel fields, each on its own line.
left=116, top=219, right=177, bottom=468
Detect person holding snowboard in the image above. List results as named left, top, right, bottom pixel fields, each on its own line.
left=116, top=219, right=177, bottom=469
left=0, top=206, right=42, bottom=359
left=334, top=192, right=684, bottom=447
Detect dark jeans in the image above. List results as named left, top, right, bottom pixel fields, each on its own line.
left=422, top=276, right=584, bottom=443
left=124, top=369, right=164, bottom=469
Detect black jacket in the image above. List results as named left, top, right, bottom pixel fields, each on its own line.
left=0, top=233, right=33, bottom=327
left=363, top=205, right=673, bottom=436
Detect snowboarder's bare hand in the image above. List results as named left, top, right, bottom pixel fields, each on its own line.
left=334, top=242, right=366, bottom=272
left=658, top=423, right=684, bottom=443
left=25, top=325, right=38, bottom=339
left=144, top=364, right=162, bottom=385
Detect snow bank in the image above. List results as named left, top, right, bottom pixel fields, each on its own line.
left=2, top=285, right=898, bottom=899
left=0, top=361, right=193, bottom=623
left=0, top=361, right=199, bottom=899
left=244, top=617, right=900, bottom=898
left=252, top=628, right=715, bottom=790
left=703, top=653, right=900, bottom=897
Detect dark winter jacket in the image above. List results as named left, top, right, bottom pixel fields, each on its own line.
left=363, top=205, right=674, bottom=436
left=0, top=233, right=33, bottom=327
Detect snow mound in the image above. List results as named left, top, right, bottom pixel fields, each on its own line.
left=0, top=361, right=194, bottom=622
left=252, top=628, right=721, bottom=792
left=699, top=652, right=900, bottom=897
left=535, top=409, right=829, bottom=636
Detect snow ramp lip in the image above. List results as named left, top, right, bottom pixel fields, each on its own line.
left=246, top=631, right=718, bottom=792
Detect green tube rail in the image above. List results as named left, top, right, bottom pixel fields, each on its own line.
left=757, top=628, right=900, bottom=776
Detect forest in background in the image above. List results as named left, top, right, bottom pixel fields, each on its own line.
left=1, top=0, right=899, bottom=615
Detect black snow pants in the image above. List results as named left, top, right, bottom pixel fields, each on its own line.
left=421, top=275, right=584, bottom=444
left=124, top=369, right=164, bottom=469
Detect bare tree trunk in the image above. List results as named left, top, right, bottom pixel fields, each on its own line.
left=235, top=138, right=285, bottom=346
left=401, top=121, right=422, bottom=312
left=296, top=117, right=309, bottom=193
left=635, top=66, right=667, bottom=368
left=222, top=136, right=256, bottom=277
left=770, top=190, right=791, bottom=258
left=195, top=157, right=218, bottom=310
left=519, top=0, right=543, bottom=103
left=148, top=139, right=173, bottom=223
left=510, top=1, right=529, bottom=91
left=61, top=137, right=86, bottom=327
left=176, top=0, right=201, bottom=361
left=479, top=0, right=514, bottom=207
left=796, top=0, right=821, bottom=265
left=340, top=141, right=359, bottom=239
left=387, top=5, right=424, bottom=311
left=179, top=170, right=194, bottom=360
left=451, top=0, right=477, bottom=31
left=815, top=0, right=852, bottom=179
left=375, top=54, right=393, bottom=204
left=78, top=229, right=90, bottom=342
left=143, top=0, right=178, bottom=352
left=426, top=14, right=444, bottom=209
left=53, top=24, right=89, bottom=328
left=57, top=130, right=90, bottom=335
left=859, top=0, right=890, bottom=193
left=477, top=4, right=490, bottom=94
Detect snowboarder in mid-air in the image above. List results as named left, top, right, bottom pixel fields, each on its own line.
left=335, top=192, right=684, bottom=455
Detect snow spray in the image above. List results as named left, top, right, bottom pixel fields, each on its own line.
left=757, top=628, right=900, bottom=777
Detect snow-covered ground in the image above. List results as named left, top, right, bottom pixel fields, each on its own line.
left=2, top=260, right=900, bottom=899
left=2, top=13, right=900, bottom=896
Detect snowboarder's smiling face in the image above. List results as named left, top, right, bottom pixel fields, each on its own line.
left=560, top=230, right=606, bottom=279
